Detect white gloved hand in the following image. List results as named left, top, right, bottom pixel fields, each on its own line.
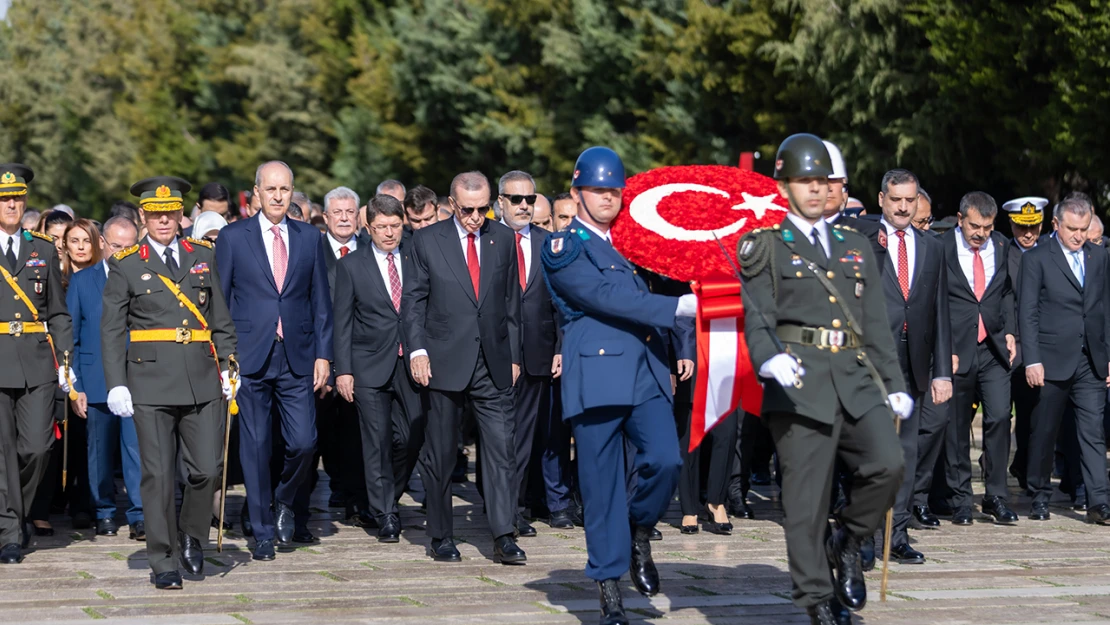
left=758, top=353, right=805, bottom=387
left=888, top=392, right=915, bottom=420
left=220, top=370, right=239, bottom=401
left=676, top=293, right=698, bottom=318
left=57, top=366, right=76, bottom=393
left=107, top=386, right=134, bottom=418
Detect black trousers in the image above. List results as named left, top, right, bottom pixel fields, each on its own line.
left=316, top=389, right=363, bottom=504
left=1008, top=365, right=1038, bottom=483
left=911, top=387, right=950, bottom=509
left=946, top=342, right=1011, bottom=508
left=1028, top=357, right=1109, bottom=507
left=728, top=411, right=770, bottom=503
left=677, top=406, right=738, bottom=515
left=891, top=337, right=923, bottom=546
left=352, top=356, right=427, bottom=521
left=509, top=372, right=551, bottom=513
left=0, top=383, right=55, bottom=545
left=424, top=352, right=515, bottom=540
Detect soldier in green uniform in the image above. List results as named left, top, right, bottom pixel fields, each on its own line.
left=0, top=163, right=74, bottom=565
left=101, top=176, right=238, bottom=589
left=738, top=135, right=910, bottom=625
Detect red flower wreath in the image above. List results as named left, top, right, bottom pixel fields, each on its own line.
left=610, top=165, right=788, bottom=282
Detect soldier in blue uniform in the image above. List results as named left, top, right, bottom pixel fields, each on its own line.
left=542, top=147, right=697, bottom=625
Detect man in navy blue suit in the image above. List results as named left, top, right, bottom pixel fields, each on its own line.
left=68, top=216, right=144, bottom=540
left=542, top=147, right=697, bottom=625
left=215, top=161, right=333, bottom=561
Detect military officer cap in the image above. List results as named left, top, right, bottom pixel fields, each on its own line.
left=0, top=163, right=34, bottom=198
left=130, top=176, right=192, bottom=212
left=1002, top=196, right=1047, bottom=226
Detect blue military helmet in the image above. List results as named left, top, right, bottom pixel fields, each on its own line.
left=571, top=146, right=626, bottom=189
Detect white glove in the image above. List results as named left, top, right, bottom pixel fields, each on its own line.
left=676, top=293, right=698, bottom=318
left=220, top=370, right=239, bottom=401
left=758, top=353, right=805, bottom=387
left=107, top=386, right=134, bottom=418
left=888, top=392, right=915, bottom=420
left=57, top=366, right=76, bottom=393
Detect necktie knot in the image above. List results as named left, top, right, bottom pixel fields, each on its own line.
left=895, top=229, right=906, bottom=240
left=339, top=245, right=349, bottom=258
left=271, top=224, right=281, bottom=236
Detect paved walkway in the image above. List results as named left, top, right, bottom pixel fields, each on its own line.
left=4, top=451, right=1110, bottom=625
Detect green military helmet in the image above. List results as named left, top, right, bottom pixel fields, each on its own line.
left=773, top=133, right=833, bottom=180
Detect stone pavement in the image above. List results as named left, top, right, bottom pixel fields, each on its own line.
left=4, top=449, right=1110, bottom=625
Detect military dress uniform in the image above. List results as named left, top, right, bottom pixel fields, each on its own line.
left=100, top=178, right=236, bottom=584
left=0, top=164, right=73, bottom=562
left=740, top=211, right=905, bottom=614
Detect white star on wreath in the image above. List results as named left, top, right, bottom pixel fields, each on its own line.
left=730, top=193, right=783, bottom=220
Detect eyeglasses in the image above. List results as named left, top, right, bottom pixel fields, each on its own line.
left=370, top=223, right=403, bottom=233
left=911, top=215, right=935, bottom=228
left=450, top=197, right=489, bottom=216
left=500, top=194, right=537, bottom=206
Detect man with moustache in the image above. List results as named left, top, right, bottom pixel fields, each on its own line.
left=101, top=176, right=237, bottom=588
left=553, top=193, right=577, bottom=232
left=334, top=194, right=426, bottom=543
left=1003, top=197, right=1047, bottom=489
left=1020, top=196, right=1110, bottom=524
left=938, top=193, right=1018, bottom=525
left=0, top=164, right=74, bottom=565
left=401, top=171, right=525, bottom=565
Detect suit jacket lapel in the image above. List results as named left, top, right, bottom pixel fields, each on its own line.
left=908, top=229, right=926, bottom=297
left=1049, top=240, right=1083, bottom=292
left=285, top=223, right=302, bottom=289
left=245, top=218, right=279, bottom=292
left=945, top=234, right=975, bottom=298
left=359, top=246, right=394, bottom=313
left=139, top=236, right=175, bottom=283
left=173, top=242, right=192, bottom=283
left=12, top=233, right=31, bottom=276
left=437, top=223, right=477, bottom=306
left=525, top=227, right=546, bottom=294
left=478, top=221, right=494, bottom=307
left=784, top=221, right=827, bottom=268
left=983, top=236, right=1006, bottom=297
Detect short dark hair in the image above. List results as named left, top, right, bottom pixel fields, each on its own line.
left=366, top=194, right=405, bottom=223
left=403, top=185, right=437, bottom=212
left=197, top=182, right=231, bottom=207
left=287, top=202, right=304, bottom=219
left=553, top=192, right=573, bottom=203
left=880, top=169, right=919, bottom=195
left=110, top=200, right=141, bottom=225
left=958, top=191, right=997, bottom=219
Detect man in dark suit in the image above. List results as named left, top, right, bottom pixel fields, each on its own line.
left=1002, top=197, right=1047, bottom=489
left=316, top=186, right=366, bottom=520
left=215, top=161, right=334, bottom=561
left=68, top=216, right=144, bottom=540
left=334, top=194, right=427, bottom=543
left=938, top=193, right=1018, bottom=525
left=1020, top=196, right=1110, bottom=524
left=495, top=170, right=563, bottom=533
left=869, top=169, right=953, bottom=563
left=402, top=171, right=525, bottom=565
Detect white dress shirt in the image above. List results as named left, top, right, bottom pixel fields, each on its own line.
left=454, top=217, right=480, bottom=266
left=954, top=228, right=995, bottom=289
left=881, top=218, right=916, bottom=289
left=102, top=259, right=111, bottom=278
left=502, top=221, right=532, bottom=279
left=371, top=243, right=403, bottom=290
left=326, top=232, right=357, bottom=259
left=259, top=211, right=290, bottom=269
left=1057, top=236, right=1085, bottom=284
left=146, top=237, right=180, bottom=269
left=2, top=229, right=22, bottom=259
left=786, top=214, right=831, bottom=258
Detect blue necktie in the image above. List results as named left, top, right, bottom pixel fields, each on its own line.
left=1071, top=251, right=1085, bottom=286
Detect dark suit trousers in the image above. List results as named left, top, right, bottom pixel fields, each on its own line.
left=316, top=391, right=363, bottom=503
left=767, top=403, right=903, bottom=608
left=1009, top=366, right=1038, bottom=482
left=911, top=387, right=950, bottom=508
left=133, top=401, right=221, bottom=574
left=424, top=351, right=515, bottom=539
left=728, top=412, right=769, bottom=502
left=1028, top=358, right=1109, bottom=507
left=353, top=356, right=427, bottom=521
left=529, top=379, right=572, bottom=514
left=510, top=373, right=551, bottom=512
left=677, top=406, right=737, bottom=514
left=945, top=342, right=1011, bottom=508
left=892, top=338, right=922, bottom=545
left=239, top=340, right=317, bottom=543
left=0, top=383, right=55, bottom=545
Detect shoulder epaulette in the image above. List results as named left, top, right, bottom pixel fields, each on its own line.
left=186, top=237, right=213, bottom=249
left=113, top=244, right=139, bottom=260
left=541, top=229, right=582, bottom=271
left=27, top=230, right=53, bottom=243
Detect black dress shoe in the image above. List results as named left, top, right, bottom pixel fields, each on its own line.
left=129, top=522, right=146, bottom=541
left=34, top=525, right=54, bottom=537
left=859, top=536, right=875, bottom=572
left=346, top=503, right=377, bottom=528
left=807, top=598, right=851, bottom=625
left=727, top=498, right=755, bottom=520
left=72, top=512, right=92, bottom=529
left=825, top=528, right=866, bottom=611
left=377, top=514, right=400, bottom=543
left=629, top=524, right=660, bottom=596
left=240, top=502, right=253, bottom=537
left=981, top=496, right=1019, bottom=525
left=96, top=518, right=118, bottom=536
left=292, top=528, right=317, bottom=543
left=179, top=532, right=204, bottom=575
left=427, top=537, right=461, bottom=562
left=515, top=517, right=537, bottom=538
left=0, top=544, right=23, bottom=564
left=890, top=543, right=925, bottom=564
left=154, top=571, right=183, bottom=590
left=548, top=508, right=575, bottom=530
left=273, top=502, right=295, bottom=549
left=648, top=527, right=662, bottom=541
left=912, top=505, right=940, bottom=528
left=1029, top=502, right=1051, bottom=521
left=210, top=515, right=232, bottom=531
left=494, top=534, right=527, bottom=565
left=951, top=507, right=974, bottom=526
left=1086, top=503, right=1110, bottom=525
left=252, top=539, right=276, bottom=561
left=597, top=579, right=629, bottom=625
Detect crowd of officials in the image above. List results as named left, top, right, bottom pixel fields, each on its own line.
left=0, top=135, right=1108, bottom=624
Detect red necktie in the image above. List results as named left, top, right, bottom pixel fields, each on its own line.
left=467, top=233, right=480, bottom=297
left=387, top=252, right=403, bottom=355
left=973, top=246, right=986, bottom=342
left=271, top=224, right=287, bottom=338
left=339, top=246, right=349, bottom=258
left=896, top=230, right=910, bottom=300
left=516, top=232, right=527, bottom=292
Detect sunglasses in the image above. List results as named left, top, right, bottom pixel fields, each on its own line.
left=450, top=197, right=489, bottom=216
left=500, top=194, right=537, bottom=206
